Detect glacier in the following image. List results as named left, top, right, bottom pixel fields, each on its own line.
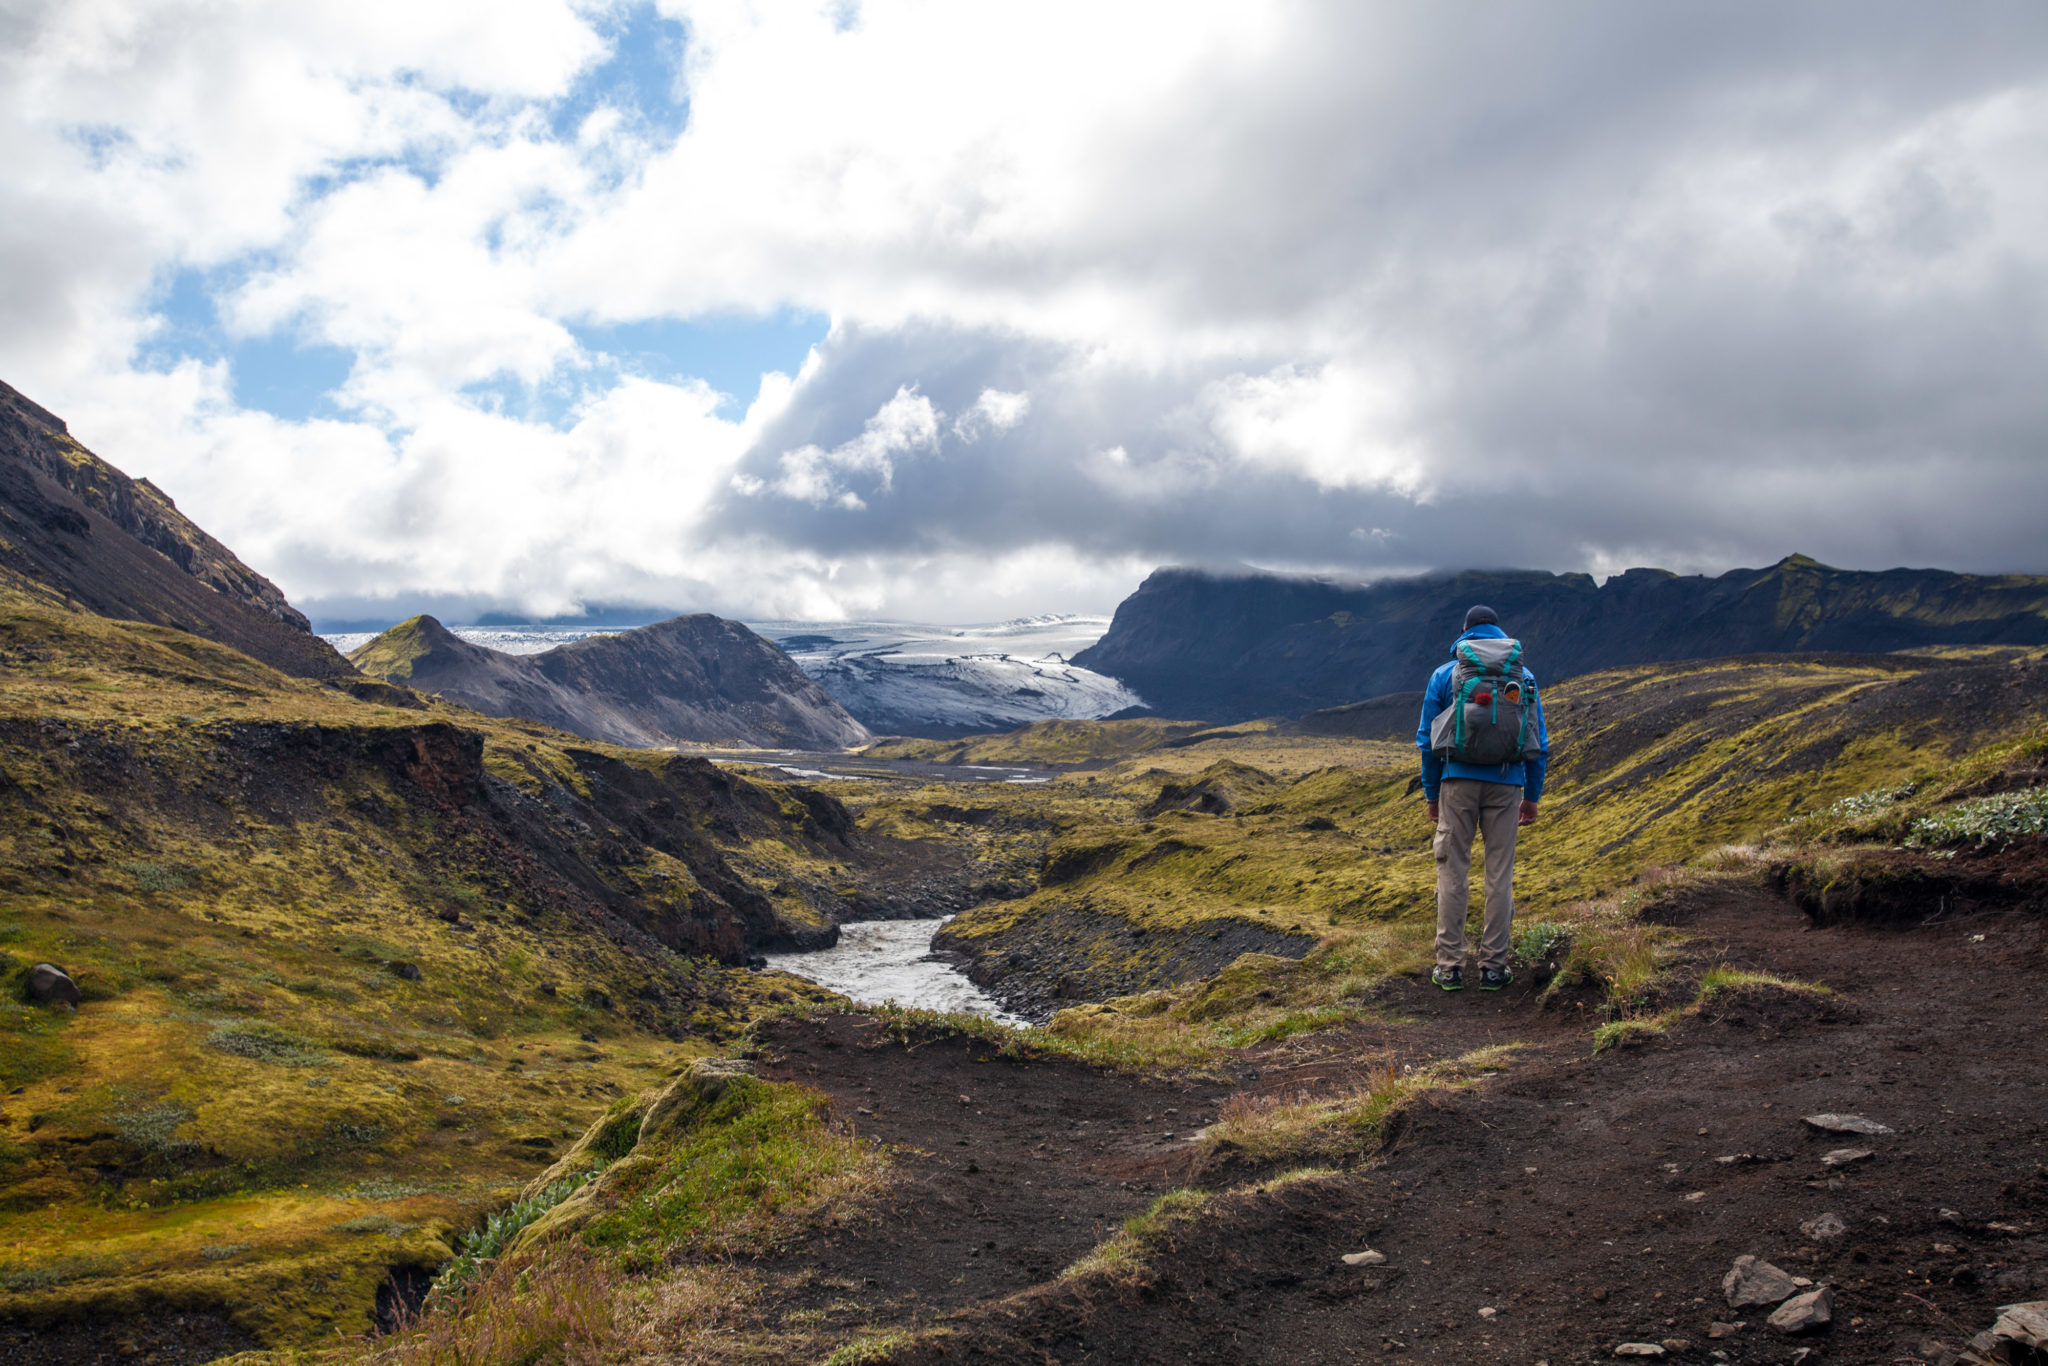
left=752, top=615, right=1143, bottom=738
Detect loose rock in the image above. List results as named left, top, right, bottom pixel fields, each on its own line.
left=1991, top=1301, right=2048, bottom=1350
left=24, top=962, right=79, bottom=1007
left=1819, top=1147, right=1873, bottom=1166
left=1706, top=1322, right=1744, bottom=1339
left=1724, top=1255, right=1800, bottom=1309
left=1341, top=1250, right=1386, bottom=1267
left=1766, top=1286, right=1833, bottom=1333
left=1802, top=1113, right=1893, bottom=1136
left=1800, top=1212, right=1847, bottom=1241
left=1614, top=1345, right=1665, bottom=1357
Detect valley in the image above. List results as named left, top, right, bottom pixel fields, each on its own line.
left=3, top=381, right=2045, bottom=1364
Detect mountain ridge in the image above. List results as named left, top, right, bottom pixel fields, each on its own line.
left=1073, top=554, right=2048, bottom=721
left=350, top=611, right=873, bottom=749
left=0, top=379, right=351, bottom=679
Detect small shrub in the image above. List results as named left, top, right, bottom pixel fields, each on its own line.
left=1905, top=789, right=2048, bottom=851
left=114, top=1101, right=196, bottom=1159
left=204, top=1021, right=328, bottom=1067
left=199, top=1243, right=251, bottom=1261
left=0, top=924, right=23, bottom=943
left=121, top=861, right=192, bottom=893
left=1511, top=921, right=1568, bottom=962
left=434, top=1170, right=604, bottom=1299
left=336, top=1215, right=416, bottom=1237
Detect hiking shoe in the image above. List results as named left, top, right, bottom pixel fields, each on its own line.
left=1431, top=966, right=1463, bottom=992
left=1479, top=967, right=1514, bottom=991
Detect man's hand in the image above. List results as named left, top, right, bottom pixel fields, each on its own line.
left=1519, top=800, right=1539, bottom=827
left=1426, top=800, right=1439, bottom=825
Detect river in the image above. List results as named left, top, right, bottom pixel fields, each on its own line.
left=763, top=917, right=1028, bottom=1027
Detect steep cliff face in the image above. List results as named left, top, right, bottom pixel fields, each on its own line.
left=350, top=613, right=873, bottom=750
left=1074, top=556, right=2048, bottom=721
left=0, top=380, right=351, bottom=678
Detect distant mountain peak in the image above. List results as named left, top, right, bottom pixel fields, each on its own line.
left=350, top=612, right=872, bottom=750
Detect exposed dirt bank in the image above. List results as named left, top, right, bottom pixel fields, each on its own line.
left=754, top=883, right=2047, bottom=1364
left=935, top=900, right=1317, bottom=1021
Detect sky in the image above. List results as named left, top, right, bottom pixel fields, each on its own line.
left=2, top=1, right=2044, bottom=628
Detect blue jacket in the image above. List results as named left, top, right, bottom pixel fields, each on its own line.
left=1416, top=624, right=1550, bottom=802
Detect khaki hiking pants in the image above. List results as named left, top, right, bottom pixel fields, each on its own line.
left=1434, top=778, right=1520, bottom=971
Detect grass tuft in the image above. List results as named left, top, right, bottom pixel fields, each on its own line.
left=1696, top=966, right=1831, bottom=1001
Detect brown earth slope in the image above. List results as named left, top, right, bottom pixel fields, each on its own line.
left=732, top=878, right=2046, bottom=1365
left=0, top=380, right=349, bottom=679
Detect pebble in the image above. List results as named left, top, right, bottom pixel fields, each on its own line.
left=1477, top=1306, right=1496, bottom=1318
left=1706, top=1321, right=1744, bottom=1339
left=1723, top=1255, right=1799, bottom=1309
left=1341, top=1250, right=1386, bottom=1267
left=1684, top=1191, right=1707, bottom=1202
left=1802, top=1113, right=1893, bottom=1136
left=1614, top=1344, right=1665, bottom=1357
left=1799, top=1212, right=1847, bottom=1241
left=1766, top=1286, right=1833, bottom=1333
left=1819, top=1147, right=1872, bottom=1166
left=1714, top=1153, right=1755, bottom=1165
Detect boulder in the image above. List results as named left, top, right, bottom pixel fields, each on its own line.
left=1724, top=1255, right=1800, bottom=1309
left=1766, top=1286, right=1833, bottom=1333
left=25, top=962, right=79, bottom=1007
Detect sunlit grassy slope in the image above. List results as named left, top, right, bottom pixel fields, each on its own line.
left=0, top=587, right=856, bottom=1345
left=921, top=649, right=2048, bottom=981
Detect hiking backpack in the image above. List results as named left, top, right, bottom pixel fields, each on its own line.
left=1428, top=636, right=1542, bottom=767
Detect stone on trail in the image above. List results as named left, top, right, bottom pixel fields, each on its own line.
left=1766, top=1285, right=1833, bottom=1332
left=1800, top=1212, right=1847, bottom=1241
left=1991, top=1301, right=2048, bottom=1350
left=1614, top=1344, right=1666, bottom=1357
left=1341, top=1249, right=1386, bottom=1267
left=1819, top=1147, right=1873, bottom=1166
left=1802, top=1113, right=1893, bottom=1136
left=1706, top=1321, right=1744, bottom=1339
left=25, top=962, right=79, bottom=1007
left=1724, top=1255, right=1800, bottom=1308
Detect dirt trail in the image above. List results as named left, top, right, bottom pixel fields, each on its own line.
left=754, top=885, right=2048, bottom=1364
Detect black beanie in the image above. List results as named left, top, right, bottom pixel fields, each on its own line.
left=1463, top=605, right=1499, bottom=629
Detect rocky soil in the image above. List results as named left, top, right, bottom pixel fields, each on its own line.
left=750, top=881, right=2047, bottom=1364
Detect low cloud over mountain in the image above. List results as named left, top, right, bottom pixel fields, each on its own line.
left=2, top=4, right=2044, bottom=621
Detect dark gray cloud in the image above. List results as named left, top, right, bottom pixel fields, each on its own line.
left=702, top=2, right=2048, bottom=584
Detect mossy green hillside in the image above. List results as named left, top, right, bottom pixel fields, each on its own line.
left=932, top=651, right=2047, bottom=1026
left=0, top=587, right=865, bottom=1345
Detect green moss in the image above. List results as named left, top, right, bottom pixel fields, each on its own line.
left=581, top=1071, right=886, bottom=1263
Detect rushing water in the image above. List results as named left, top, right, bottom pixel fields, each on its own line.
left=763, top=918, right=1027, bottom=1027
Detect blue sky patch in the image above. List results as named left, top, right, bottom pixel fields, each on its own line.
left=573, top=311, right=830, bottom=412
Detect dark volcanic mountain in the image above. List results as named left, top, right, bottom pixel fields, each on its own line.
left=350, top=613, right=873, bottom=749
left=0, top=380, right=350, bottom=678
left=1075, top=556, right=2048, bottom=722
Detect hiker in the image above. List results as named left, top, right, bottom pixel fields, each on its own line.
left=1415, top=605, right=1549, bottom=992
